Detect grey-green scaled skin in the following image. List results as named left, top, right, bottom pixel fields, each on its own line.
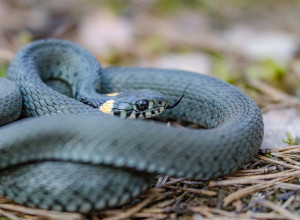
left=0, top=78, right=22, bottom=125
left=0, top=39, right=264, bottom=213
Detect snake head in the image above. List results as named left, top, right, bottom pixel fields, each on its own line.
left=99, top=89, right=168, bottom=119
left=83, top=87, right=187, bottom=119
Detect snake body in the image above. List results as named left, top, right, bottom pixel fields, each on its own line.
left=0, top=39, right=263, bottom=213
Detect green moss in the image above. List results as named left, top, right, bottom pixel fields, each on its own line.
left=0, top=63, right=7, bottom=77
left=246, top=59, right=287, bottom=82
left=18, top=30, right=33, bottom=44
left=153, top=0, right=205, bottom=14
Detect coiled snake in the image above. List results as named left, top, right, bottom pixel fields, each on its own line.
left=0, top=39, right=264, bottom=213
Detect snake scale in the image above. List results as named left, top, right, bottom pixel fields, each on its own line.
left=0, top=39, right=263, bottom=213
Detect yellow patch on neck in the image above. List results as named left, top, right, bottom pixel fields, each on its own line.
left=99, top=100, right=114, bottom=114
left=106, top=92, right=119, bottom=97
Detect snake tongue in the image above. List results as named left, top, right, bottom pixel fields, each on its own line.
left=166, top=84, right=188, bottom=109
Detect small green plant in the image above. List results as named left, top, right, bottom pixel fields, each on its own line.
left=282, top=132, right=300, bottom=145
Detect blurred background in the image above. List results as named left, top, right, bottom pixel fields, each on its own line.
left=1, top=0, right=300, bottom=145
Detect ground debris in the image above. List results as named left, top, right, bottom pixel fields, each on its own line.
left=96, top=146, right=300, bottom=219
left=0, top=148, right=298, bottom=219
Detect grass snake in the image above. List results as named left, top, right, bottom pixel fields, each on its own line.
left=0, top=39, right=264, bottom=213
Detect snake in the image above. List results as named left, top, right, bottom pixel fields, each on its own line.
left=0, top=39, right=264, bottom=214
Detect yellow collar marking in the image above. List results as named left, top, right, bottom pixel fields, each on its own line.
left=106, top=93, right=119, bottom=97
left=99, top=100, right=114, bottom=114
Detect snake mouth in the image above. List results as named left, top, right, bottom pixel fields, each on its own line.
left=142, top=106, right=166, bottom=119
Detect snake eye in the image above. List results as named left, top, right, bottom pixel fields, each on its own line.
left=136, top=100, right=149, bottom=111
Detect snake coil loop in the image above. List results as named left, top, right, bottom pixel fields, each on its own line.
left=0, top=39, right=263, bottom=213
